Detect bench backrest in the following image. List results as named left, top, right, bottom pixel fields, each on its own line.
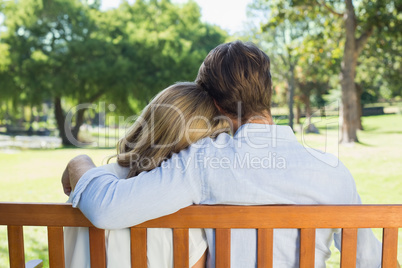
left=1, top=203, right=401, bottom=268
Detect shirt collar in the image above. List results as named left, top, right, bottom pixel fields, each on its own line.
left=234, top=123, right=297, bottom=142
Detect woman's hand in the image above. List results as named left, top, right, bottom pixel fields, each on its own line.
left=62, top=155, right=96, bottom=196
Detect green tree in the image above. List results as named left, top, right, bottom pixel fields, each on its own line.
left=302, top=0, right=399, bottom=142
left=249, top=0, right=400, bottom=143
left=248, top=0, right=338, bottom=130
left=295, top=21, right=343, bottom=128
left=0, top=0, right=118, bottom=144
left=249, top=0, right=311, bottom=130
left=357, top=21, right=402, bottom=103
left=0, top=0, right=226, bottom=145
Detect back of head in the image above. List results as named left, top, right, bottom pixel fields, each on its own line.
left=196, top=40, right=272, bottom=120
left=116, top=82, right=230, bottom=177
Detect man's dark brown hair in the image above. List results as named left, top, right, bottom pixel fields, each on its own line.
left=196, top=40, right=272, bottom=119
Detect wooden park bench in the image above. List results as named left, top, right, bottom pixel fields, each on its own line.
left=0, top=203, right=401, bottom=268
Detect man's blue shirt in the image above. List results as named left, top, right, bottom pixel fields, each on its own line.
left=72, top=124, right=382, bottom=267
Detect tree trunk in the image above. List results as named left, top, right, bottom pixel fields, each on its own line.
left=355, top=82, right=363, bottom=130
left=54, top=97, right=72, bottom=146
left=305, top=95, right=313, bottom=132
left=302, top=91, right=317, bottom=133
left=54, top=89, right=104, bottom=146
left=54, top=97, right=90, bottom=146
left=296, top=102, right=301, bottom=124
left=340, top=0, right=359, bottom=143
left=71, top=107, right=87, bottom=142
left=287, top=65, right=295, bottom=131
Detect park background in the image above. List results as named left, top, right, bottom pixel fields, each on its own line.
left=0, top=0, right=401, bottom=267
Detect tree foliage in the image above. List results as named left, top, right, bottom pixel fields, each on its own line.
left=248, top=0, right=340, bottom=129
left=0, top=0, right=226, bottom=145
left=248, top=0, right=401, bottom=142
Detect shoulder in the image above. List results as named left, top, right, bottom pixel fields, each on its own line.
left=303, top=148, right=342, bottom=169
left=190, top=132, right=233, bottom=152
left=298, top=148, right=358, bottom=203
left=99, top=163, right=130, bottom=179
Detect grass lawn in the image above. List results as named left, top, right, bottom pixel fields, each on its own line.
left=0, top=114, right=401, bottom=267
left=0, top=148, right=115, bottom=267
left=299, top=114, right=402, bottom=266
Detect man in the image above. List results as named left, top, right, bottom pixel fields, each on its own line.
left=63, top=41, right=383, bottom=267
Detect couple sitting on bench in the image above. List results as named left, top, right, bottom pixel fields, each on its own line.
left=62, top=41, right=386, bottom=267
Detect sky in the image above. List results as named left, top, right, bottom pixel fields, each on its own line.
left=101, top=0, right=254, bottom=34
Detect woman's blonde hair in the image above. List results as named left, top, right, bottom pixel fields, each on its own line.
left=114, top=82, right=230, bottom=178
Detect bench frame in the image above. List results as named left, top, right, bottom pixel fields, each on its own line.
left=1, top=203, right=401, bottom=268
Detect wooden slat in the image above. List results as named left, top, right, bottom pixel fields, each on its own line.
left=7, top=225, right=25, bottom=268
left=340, top=228, right=357, bottom=268
left=1, top=203, right=402, bottom=229
left=173, top=228, right=189, bottom=268
left=382, top=228, right=399, bottom=268
left=130, top=227, right=147, bottom=268
left=257, top=228, right=273, bottom=268
left=0, top=203, right=92, bottom=227
left=47, top=226, right=65, bottom=268
left=136, top=205, right=402, bottom=229
left=299, top=228, right=315, bottom=268
left=89, top=227, right=106, bottom=268
left=1, top=203, right=402, bottom=268
left=216, top=228, right=231, bottom=268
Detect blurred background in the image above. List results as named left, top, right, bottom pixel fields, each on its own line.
left=0, top=0, right=400, bottom=147
left=0, top=0, right=401, bottom=266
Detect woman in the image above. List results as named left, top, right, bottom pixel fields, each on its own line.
left=64, top=82, right=230, bottom=268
